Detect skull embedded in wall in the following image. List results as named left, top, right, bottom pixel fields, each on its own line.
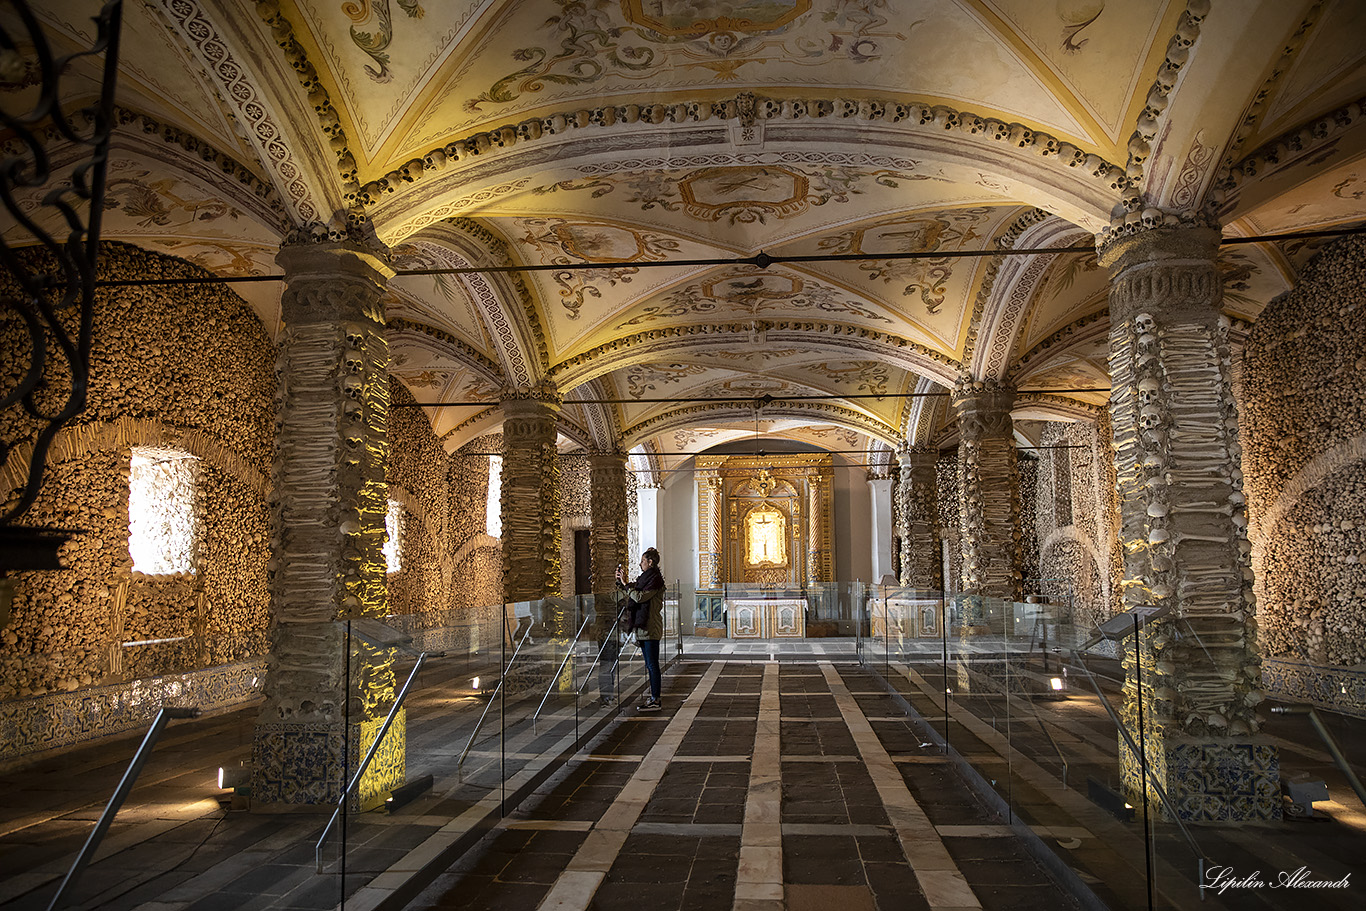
left=1137, top=377, right=1161, bottom=407
left=1134, top=312, right=1157, bottom=336
left=1141, top=207, right=1163, bottom=228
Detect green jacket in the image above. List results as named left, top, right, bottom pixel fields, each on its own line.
left=621, top=579, right=665, bottom=641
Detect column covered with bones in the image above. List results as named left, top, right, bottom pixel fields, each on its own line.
left=897, top=445, right=941, bottom=590
left=1101, top=226, right=1278, bottom=821
left=952, top=378, right=1023, bottom=614
left=501, top=385, right=562, bottom=602
left=253, top=235, right=401, bottom=809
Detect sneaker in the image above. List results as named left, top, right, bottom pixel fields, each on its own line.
left=638, top=697, right=661, bottom=712
left=600, top=695, right=615, bottom=708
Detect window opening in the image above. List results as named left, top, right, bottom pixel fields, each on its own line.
left=486, top=455, right=503, bottom=538
left=128, top=447, right=198, bottom=575
left=384, top=499, right=404, bottom=573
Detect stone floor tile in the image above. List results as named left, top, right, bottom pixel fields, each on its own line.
left=786, top=883, right=876, bottom=911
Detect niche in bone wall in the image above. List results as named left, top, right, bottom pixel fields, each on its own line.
left=0, top=242, right=275, bottom=701
left=1242, top=235, right=1366, bottom=674
left=1027, top=420, right=1117, bottom=630
left=387, top=379, right=454, bottom=628
left=936, top=453, right=960, bottom=593
left=447, top=434, right=504, bottom=614
left=559, top=453, right=591, bottom=597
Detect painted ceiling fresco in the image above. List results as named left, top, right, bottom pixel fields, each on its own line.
left=6, top=0, right=1366, bottom=475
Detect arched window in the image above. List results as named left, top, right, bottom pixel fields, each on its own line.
left=486, top=455, right=503, bottom=538
left=383, top=499, right=404, bottom=574
left=128, top=447, right=198, bottom=574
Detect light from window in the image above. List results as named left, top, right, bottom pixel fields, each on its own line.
left=384, top=499, right=404, bottom=573
left=486, top=455, right=503, bottom=538
left=128, top=447, right=198, bottom=574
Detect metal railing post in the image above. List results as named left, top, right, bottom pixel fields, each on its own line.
left=456, top=623, right=534, bottom=773
left=48, top=705, right=200, bottom=911
left=533, top=615, right=591, bottom=733
left=315, top=651, right=438, bottom=873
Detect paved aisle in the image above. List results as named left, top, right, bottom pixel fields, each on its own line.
left=408, top=661, right=1082, bottom=911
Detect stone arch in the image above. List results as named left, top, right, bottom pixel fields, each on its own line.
left=1038, top=525, right=1111, bottom=633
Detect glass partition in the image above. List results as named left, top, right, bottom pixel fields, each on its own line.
left=854, top=589, right=1365, bottom=911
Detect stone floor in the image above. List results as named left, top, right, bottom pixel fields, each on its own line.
left=0, top=644, right=1363, bottom=911
left=409, top=661, right=1076, bottom=911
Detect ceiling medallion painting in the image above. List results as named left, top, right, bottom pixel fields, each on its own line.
left=533, top=164, right=924, bottom=223
left=678, top=165, right=810, bottom=223
left=519, top=218, right=680, bottom=318
left=819, top=208, right=992, bottom=314
left=619, top=268, right=890, bottom=326
left=468, top=0, right=897, bottom=109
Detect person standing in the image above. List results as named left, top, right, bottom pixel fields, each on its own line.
left=616, top=547, right=665, bottom=711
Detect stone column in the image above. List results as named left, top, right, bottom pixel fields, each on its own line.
left=500, top=387, right=562, bottom=603
left=807, top=474, right=829, bottom=583
left=698, top=473, right=722, bottom=589
left=952, top=378, right=1023, bottom=607
left=589, top=451, right=629, bottom=595
left=897, top=446, right=941, bottom=590
left=1101, top=226, right=1277, bottom=822
left=253, top=237, right=401, bottom=810
left=867, top=471, right=895, bottom=583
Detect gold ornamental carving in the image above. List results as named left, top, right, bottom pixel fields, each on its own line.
left=694, top=453, right=833, bottom=589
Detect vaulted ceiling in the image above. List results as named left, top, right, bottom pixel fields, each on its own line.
left=6, top=0, right=1366, bottom=479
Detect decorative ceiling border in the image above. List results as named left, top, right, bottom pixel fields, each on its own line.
left=959, top=208, right=1050, bottom=374
left=1205, top=3, right=1326, bottom=217
left=621, top=400, right=898, bottom=451
left=549, top=320, right=959, bottom=390
left=976, top=220, right=1093, bottom=381
left=446, top=218, right=551, bottom=377
left=386, top=317, right=503, bottom=380
left=1013, top=392, right=1106, bottom=420
left=111, top=107, right=288, bottom=227
left=1217, top=94, right=1366, bottom=217
left=249, top=0, right=359, bottom=197
left=565, top=379, right=617, bottom=450
left=1015, top=311, right=1110, bottom=375
left=1112, top=0, right=1209, bottom=228
left=158, top=0, right=337, bottom=227
left=630, top=442, right=662, bottom=488
left=439, top=405, right=498, bottom=448
left=353, top=91, right=1128, bottom=211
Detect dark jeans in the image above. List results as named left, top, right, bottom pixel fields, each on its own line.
left=639, top=637, right=662, bottom=699
left=598, top=637, right=620, bottom=699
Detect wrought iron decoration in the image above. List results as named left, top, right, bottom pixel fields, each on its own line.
left=0, top=0, right=122, bottom=570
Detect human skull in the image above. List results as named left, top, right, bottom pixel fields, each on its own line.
left=1134, top=312, right=1157, bottom=335
left=1141, top=207, right=1163, bottom=228
left=1137, top=377, right=1161, bottom=407
left=1140, top=407, right=1164, bottom=431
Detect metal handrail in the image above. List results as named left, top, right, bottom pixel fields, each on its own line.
left=1271, top=704, right=1366, bottom=809
left=316, top=650, right=436, bottom=872
left=576, top=602, right=629, bottom=697
left=48, top=705, right=201, bottom=911
left=456, top=621, right=535, bottom=772
left=532, top=613, right=592, bottom=733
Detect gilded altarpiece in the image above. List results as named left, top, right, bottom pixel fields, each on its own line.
left=695, top=455, right=834, bottom=637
